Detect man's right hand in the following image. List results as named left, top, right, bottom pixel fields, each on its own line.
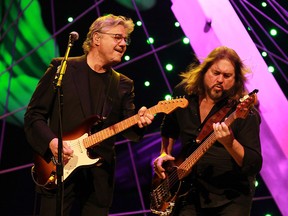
left=49, top=138, right=74, bottom=163
left=153, top=152, right=175, bottom=179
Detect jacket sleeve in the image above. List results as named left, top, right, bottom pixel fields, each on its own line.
left=118, top=74, right=146, bottom=142
left=24, top=58, right=61, bottom=158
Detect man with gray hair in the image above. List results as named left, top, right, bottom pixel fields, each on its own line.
left=25, top=14, right=154, bottom=216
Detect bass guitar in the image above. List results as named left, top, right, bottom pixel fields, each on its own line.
left=150, top=90, right=258, bottom=216
left=31, top=98, right=188, bottom=189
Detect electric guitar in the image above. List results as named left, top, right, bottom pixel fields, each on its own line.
left=150, top=90, right=258, bottom=216
left=31, top=98, right=188, bottom=189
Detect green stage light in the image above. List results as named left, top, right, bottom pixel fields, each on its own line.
left=147, top=37, right=154, bottom=44
left=0, top=0, right=59, bottom=126
left=68, top=17, right=74, bottom=23
left=183, top=37, right=190, bottom=44
left=270, top=28, right=277, bottom=36
left=165, top=64, right=173, bottom=72
left=261, top=51, right=268, bottom=57
left=261, top=2, right=267, bottom=7
left=144, top=81, right=150, bottom=87
left=174, top=22, right=180, bottom=27
left=124, top=55, right=130, bottom=61
left=136, top=21, right=142, bottom=26
left=164, top=94, right=172, bottom=100
left=268, top=66, right=275, bottom=73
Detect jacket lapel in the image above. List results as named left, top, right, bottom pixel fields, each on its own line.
left=70, top=55, right=92, bottom=118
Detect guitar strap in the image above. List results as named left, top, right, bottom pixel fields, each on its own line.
left=196, top=100, right=236, bottom=143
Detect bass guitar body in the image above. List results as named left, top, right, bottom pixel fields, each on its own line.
left=150, top=158, right=191, bottom=216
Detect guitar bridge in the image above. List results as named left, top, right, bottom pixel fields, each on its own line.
left=150, top=201, right=175, bottom=216
left=150, top=181, right=175, bottom=216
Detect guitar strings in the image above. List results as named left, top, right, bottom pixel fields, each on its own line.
left=152, top=113, right=236, bottom=206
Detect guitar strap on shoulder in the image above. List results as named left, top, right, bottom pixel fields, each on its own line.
left=101, top=69, right=120, bottom=118
left=196, top=100, right=236, bottom=143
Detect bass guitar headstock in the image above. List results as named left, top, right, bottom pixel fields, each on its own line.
left=236, top=89, right=258, bottom=119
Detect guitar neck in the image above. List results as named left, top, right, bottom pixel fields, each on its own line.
left=177, top=111, right=236, bottom=179
left=83, top=105, right=159, bottom=149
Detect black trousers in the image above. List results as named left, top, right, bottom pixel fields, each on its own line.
left=175, top=192, right=252, bottom=216
left=178, top=201, right=251, bottom=216
left=38, top=164, right=114, bottom=216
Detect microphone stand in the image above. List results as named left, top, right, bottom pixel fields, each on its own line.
left=54, top=33, right=77, bottom=216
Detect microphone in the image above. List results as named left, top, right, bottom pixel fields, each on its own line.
left=54, top=31, right=79, bottom=88
left=69, top=31, right=79, bottom=44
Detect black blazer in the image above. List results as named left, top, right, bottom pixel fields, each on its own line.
left=24, top=55, right=143, bottom=164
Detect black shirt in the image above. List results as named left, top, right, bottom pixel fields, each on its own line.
left=88, top=66, right=111, bottom=117
left=160, top=84, right=262, bottom=207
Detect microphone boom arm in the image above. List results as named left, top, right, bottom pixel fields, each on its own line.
left=56, top=38, right=73, bottom=87
left=55, top=32, right=79, bottom=87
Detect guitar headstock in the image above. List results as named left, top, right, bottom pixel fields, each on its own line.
left=157, top=97, right=188, bottom=114
left=236, top=89, right=258, bottom=119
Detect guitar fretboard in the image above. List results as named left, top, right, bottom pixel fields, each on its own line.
left=82, top=98, right=188, bottom=149
left=177, top=111, right=236, bottom=179
left=83, top=105, right=158, bottom=148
